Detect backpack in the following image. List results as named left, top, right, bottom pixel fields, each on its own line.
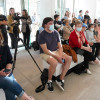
left=35, top=69, right=48, bottom=93
left=31, top=30, right=39, bottom=51
left=73, top=62, right=85, bottom=75
left=32, top=41, right=39, bottom=51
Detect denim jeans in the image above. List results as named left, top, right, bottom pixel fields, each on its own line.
left=0, top=73, right=24, bottom=100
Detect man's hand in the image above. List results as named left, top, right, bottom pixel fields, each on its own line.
left=54, top=55, right=64, bottom=64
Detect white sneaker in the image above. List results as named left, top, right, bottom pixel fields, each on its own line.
left=86, top=69, right=92, bottom=75
left=97, top=56, right=100, bottom=60
left=89, top=61, right=95, bottom=65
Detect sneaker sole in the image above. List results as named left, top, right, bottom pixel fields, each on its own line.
left=55, top=80, right=64, bottom=91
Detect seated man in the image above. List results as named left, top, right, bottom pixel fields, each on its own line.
left=38, top=17, right=72, bottom=92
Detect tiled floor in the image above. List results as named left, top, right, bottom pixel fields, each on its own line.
left=13, top=48, right=100, bottom=100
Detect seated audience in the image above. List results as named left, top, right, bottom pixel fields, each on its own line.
left=0, top=33, right=35, bottom=100
left=82, top=23, right=95, bottom=55
left=54, top=14, right=63, bottom=36
left=94, top=19, right=98, bottom=24
left=98, top=24, right=100, bottom=36
left=86, top=24, right=100, bottom=58
left=78, top=10, right=83, bottom=22
left=72, top=12, right=76, bottom=19
left=64, top=11, right=70, bottom=20
left=87, top=18, right=92, bottom=26
left=62, top=19, right=73, bottom=44
left=83, top=19, right=88, bottom=27
left=70, top=18, right=77, bottom=29
left=38, top=17, right=72, bottom=92
left=94, top=24, right=100, bottom=59
left=94, top=24, right=100, bottom=42
left=69, top=20, right=100, bottom=75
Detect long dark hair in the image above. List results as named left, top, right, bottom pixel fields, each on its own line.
left=87, top=24, right=94, bottom=30
left=22, top=9, right=28, bottom=17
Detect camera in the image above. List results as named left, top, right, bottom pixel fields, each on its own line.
left=13, top=13, right=28, bottom=25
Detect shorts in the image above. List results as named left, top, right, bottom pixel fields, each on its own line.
left=40, top=50, right=65, bottom=62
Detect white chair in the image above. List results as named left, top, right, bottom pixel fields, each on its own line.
left=43, top=54, right=84, bottom=77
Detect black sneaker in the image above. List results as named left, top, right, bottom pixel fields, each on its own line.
left=47, top=80, right=54, bottom=92
left=56, top=78, right=64, bottom=91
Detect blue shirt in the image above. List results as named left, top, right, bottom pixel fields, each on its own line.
left=78, top=15, right=83, bottom=22
left=38, top=30, right=60, bottom=53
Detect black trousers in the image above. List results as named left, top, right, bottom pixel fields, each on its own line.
left=23, top=32, right=30, bottom=47
left=74, top=48, right=96, bottom=69
left=94, top=43, right=100, bottom=57
left=9, top=33, right=17, bottom=49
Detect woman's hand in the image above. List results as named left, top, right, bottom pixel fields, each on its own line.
left=0, top=69, right=8, bottom=76
left=85, top=47, right=92, bottom=52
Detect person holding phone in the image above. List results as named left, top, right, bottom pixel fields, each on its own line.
left=38, top=17, right=72, bottom=92
left=0, top=32, right=35, bottom=100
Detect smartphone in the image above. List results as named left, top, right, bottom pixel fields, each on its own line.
left=62, top=59, right=65, bottom=63
left=3, top=69, right=12, bottom=73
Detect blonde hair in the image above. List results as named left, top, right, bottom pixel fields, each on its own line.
left=0, top=31, right=4, bottom=46
left=75, top=20, right=82, bottom=26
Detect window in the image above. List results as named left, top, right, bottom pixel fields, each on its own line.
left=95, top=0, right=100, bottom=19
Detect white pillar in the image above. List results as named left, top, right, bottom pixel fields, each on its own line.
left=40, top=0, right=55, bottom=25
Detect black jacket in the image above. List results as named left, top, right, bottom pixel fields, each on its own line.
left=0, top=45, right=13, bottom=71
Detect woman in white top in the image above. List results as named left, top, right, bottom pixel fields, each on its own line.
left=86, top=24, right=100, bottom=58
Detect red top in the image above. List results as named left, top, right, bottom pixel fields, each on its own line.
left=69, top=30, right=88, bottom=48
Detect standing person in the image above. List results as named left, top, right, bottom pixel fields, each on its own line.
left=84, top=10, right=90, bottom=23
left=78, top=10, right=83, bottom=22
left=38, top=17, right=72, bottom=92
left=94, top=19, right=98, bottom=24
left=7, top=8, right=20, bottom=49
left=0, top=10, right=8, bottom=45
left=21, top=9, right=32, bottom=49
left=69, top=20, right=100, bottom=75
left=0, top=32, right=35, bottom=100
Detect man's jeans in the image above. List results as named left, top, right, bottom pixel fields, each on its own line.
left=0, top=73, right=24, bottom=100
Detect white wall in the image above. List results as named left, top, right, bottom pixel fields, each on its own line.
left=40, top=0, right=55, bottom=25
left=74, top=0, right=97, bottom=22
left=39, top=0, right=97, bottom=24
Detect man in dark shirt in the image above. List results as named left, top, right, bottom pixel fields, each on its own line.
left=38, top=17, right=72, bottom=92
left=84, top=10, right=90, bottom=23
left=0, top=14, right=8, bottom=45
left=54, top=14, right=63, bottom=36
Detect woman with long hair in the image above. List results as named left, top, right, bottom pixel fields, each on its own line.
left=21, top=9, right=32, bottom=49
left=0, top=32, right=35, bottom=100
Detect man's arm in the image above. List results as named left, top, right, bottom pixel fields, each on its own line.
left=40, top=43, right=57, bottom=58
left=57, top=42, right=63, bottom=58
left=40, top=43, right=63, bottom=64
